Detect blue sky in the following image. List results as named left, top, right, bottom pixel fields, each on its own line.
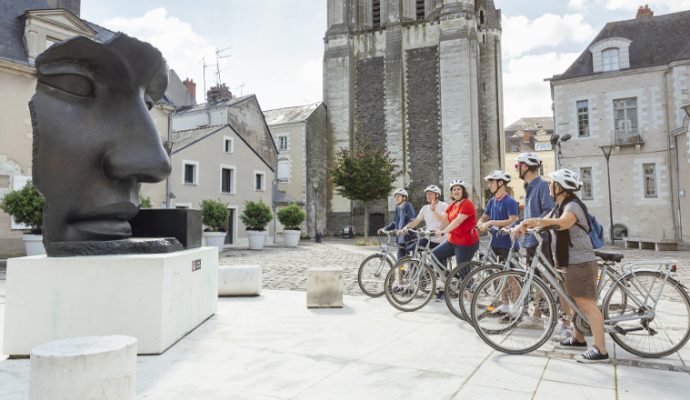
left=81, top=0, right=690, bottom=125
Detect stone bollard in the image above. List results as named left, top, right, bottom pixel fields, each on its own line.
left=306, top=267, right=343, bottom=308
left=218, top=264, right=262, bottom=296
left=29, top=335, right=137, bottom=400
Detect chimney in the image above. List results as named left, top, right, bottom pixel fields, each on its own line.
left=206, top=83, right=233, bottom=104
left=636, top=4, right=653, bottom=18
left=182, top=78, right=196, bottom=103
left=46, top=0, right=81, bottom=17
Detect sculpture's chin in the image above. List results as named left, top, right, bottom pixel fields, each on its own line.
left=68, top=219, right=133, bottom=241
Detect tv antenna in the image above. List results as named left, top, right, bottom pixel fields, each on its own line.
left=201, top=56, right=212, bottom=100
left=215, top=46, right=231, bottom=85
left=234, top=83, right=245, bottom=97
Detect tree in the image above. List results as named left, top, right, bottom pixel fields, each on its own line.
left=330, top=139, right=400, bottom=237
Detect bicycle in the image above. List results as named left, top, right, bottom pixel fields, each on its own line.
left=357, top=230, right=399, bottom=297
left=383, top=229, right=451, bottom=312
left=470, top=227, right=690, bottom=357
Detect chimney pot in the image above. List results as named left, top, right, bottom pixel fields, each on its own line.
left=636, top=4, right=654, bottom=18
left=182, top=78, right=196, bottom=103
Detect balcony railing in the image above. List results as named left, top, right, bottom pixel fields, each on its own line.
left=614, top=133, right=644, bottom=146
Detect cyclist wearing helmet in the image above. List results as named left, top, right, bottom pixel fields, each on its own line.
left=432, top=179, right=480, bottom=292
left=477, top=170, right=519, bottom=262
left=514, top=152, right=555, bottom=328
left=402, top=184, right=448, bottom=249
left=514, top=169, right=608, bottom=363
left=380, top=188, right=416, bottom=260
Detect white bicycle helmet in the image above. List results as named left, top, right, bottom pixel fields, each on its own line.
left=516, top=152, right=542, bottom=167
left=448, top=179, right=468, bottom=191
left=550, top=169, right=582, bottom=191
left=393, top=188, right=409, bottom=198
left=484, top=170, right=512, bottom=182
left=424, top=185, right=442, bottom=195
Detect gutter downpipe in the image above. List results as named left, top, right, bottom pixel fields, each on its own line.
left=663, top=64, right=680, bottom=241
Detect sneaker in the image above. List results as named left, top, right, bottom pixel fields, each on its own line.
left=557, top=336, right=587, bottom=349
left=576, top=346, right=610, bottom=363
left=491, top=304, right=511, bottom=316
left=517, top=316, right=544, bottom=329
left=435, top=291, right=445, bottom=302
left=552, top=325, right=573, bottom=342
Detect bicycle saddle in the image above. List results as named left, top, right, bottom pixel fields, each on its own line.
left=595, top=251, right=623, bottom=263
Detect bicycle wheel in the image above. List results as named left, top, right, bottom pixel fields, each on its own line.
left=603, top=271, right=690, bottom=358
left=357, top=254, right=394, bottom=297
left=470, top=270, right=557, bottom=354
left=456, top=264, right=505, bottom=324
left=444, top=261, right=483, bottom=320
left=384, top=258, right=435, bottom=312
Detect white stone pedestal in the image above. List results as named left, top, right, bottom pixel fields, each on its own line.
left=3, top=247, right=218, bottom=356
left=29, top=335, right=137, bottom=400
left=306, top=268, right=343, bottom=308
left=218, top=264, right=262, bottom=296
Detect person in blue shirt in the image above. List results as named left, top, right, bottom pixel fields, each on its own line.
left=477, top=170, right=519, bottom=262
left=380, top=188, right=416, bottom=260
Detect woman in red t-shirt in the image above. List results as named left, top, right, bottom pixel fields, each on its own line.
left=432, top=179, right=480, bottom=285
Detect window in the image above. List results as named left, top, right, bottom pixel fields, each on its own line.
left=221, top=167, right=234, bottom=194
left=278, top=135, right=288, bottom=152
left=643, top=163, right=657, bottom=198
left=277, top=159, right=290, bottom=182
left=479, top=9, right=485, bottom=24
left=534, top=142, right=552, bottom=151
left=373, top=0, right=381, bottom=28
left=602, top=48, right=620, bottom=72
left=613, top=97, right=639, bottom=144
left=577, top=100, right=590, bottom=137
left=224, top=137, right=233, bottom=153
left=183, top=161, right=198, bottom=185
left=580, top=167, right=593, bottom=200
left=255, top=171, right=266, bottom=191
left=416, top=0, right=425, bottom=20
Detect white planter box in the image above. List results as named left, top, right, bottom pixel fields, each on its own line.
left=203, top=231, right=226, bottom=253
left=22, top=234, right=46, bottom=256
left=283, top=230, right=301, bottom=247
left=246, top=230, right=266, bottom=250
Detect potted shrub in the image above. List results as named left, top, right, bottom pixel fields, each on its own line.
left=277, top=203, right=305, bottom=247
left=240, top=200, right=272, bottom=250
left=0, top=181, right=46, bottom=255
left=200, top=199, right=229, bottom=252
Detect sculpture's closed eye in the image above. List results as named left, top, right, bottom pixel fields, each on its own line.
left=40, top=74, right=94, bottom=98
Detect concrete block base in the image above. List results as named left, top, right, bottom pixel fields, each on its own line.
left=29, top=335, right=137, bottom=400
left=218, top=264, right=262, bottom=296
left=3, top=247, right=218, bottom=356
left=306, top=268, right=343, bottom=308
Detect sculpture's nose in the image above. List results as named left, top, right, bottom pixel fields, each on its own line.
left=103, top=101, right=171, bottom=183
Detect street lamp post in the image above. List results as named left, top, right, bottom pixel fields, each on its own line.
left=312, top=180, right=322, bottom=243
left=164, top=140, right=175, bottom=208
left=550, top=133, right=571, bottom=169
left=600, top=145, right=615, bottom=244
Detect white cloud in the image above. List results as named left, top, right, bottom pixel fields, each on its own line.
left=568, top=0, right=588, bottom=11
left=103, top=8, right=217, bottom=101
left=502, top=52, right=581, bottom=126
left=502, top=13, right=595, bottom=58
left=605, top=0, right=690, bottom=11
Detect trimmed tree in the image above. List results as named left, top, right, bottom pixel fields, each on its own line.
left=200, top=199, right=229, bottom=232
left=0, top=181, right=44, bottom=234
left=330, top=139, right=400, bottom=238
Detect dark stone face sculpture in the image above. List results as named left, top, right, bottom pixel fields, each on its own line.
left=30, top=34, right=173, bottom=253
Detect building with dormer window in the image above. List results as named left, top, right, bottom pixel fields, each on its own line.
left=549, top=7, right=690, bottom=244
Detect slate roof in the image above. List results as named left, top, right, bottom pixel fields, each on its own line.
left=175, top=95, right=252, bottom=115
left=505, top=117, right=554, bottom=132
left=553, top=10, right=690, bottom=81
left=171, top=125, right=227, bottom=154
left=262, top=102, right=322, bottom=126
left=0, top=0, right=115, bottom=65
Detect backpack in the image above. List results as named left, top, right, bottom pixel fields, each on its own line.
left=572, top=198, right=604, bottom=249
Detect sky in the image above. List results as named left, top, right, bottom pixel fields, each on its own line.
left=81, top=0, right=690, bottom=126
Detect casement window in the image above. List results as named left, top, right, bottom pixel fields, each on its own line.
left=613, top=97, right=639, bottom=144
left=224, top=137, right=233, bottom=153
left=580, top=167, right=593, bottom=200
left=577, top=100, right=590, bottom=137
left=255, top=171, right=266, bottom=191
left=183, top=161, right=198, bottom=185
left=643, top=163, right=657, bottom=198
left=602, top=48, right=620, bottom=72
left=221, top=166, right=235, bottom=194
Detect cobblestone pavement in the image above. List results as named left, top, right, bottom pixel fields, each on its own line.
left=220, top=239, right=690, bottom=296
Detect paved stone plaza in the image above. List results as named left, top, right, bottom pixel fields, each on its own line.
left=1, top=240, right=690, bottom=399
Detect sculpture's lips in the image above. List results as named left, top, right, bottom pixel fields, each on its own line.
left=68, top=202, right=138, bottom=239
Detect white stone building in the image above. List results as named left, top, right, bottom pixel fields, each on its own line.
left=323, top=0, right=504, bottom=233
left=263, top=103, right=328, bottom=238
left=169, top=89, right=278, bottom=247
left=549, top=7, right=690, bottom=243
